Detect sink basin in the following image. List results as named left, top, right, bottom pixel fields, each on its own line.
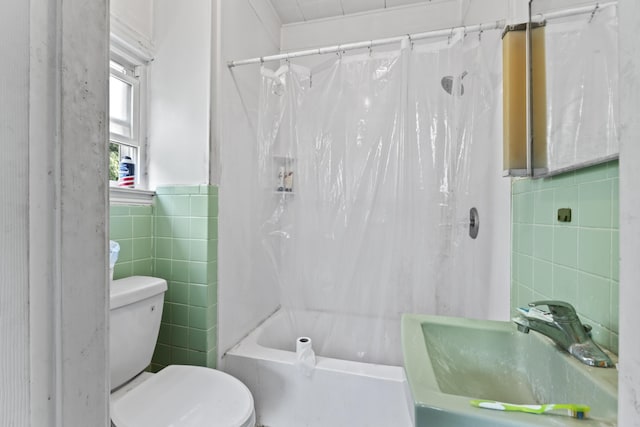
left=402, top=314, right=617, bottom=427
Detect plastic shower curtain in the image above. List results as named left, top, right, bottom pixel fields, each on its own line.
left=256, top=29, right=504, bottom=364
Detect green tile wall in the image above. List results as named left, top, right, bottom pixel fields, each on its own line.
left=511, top=161, right=619, bottom=353
left=151, top=185, right=218, bottom=371
left=109, top=205, right=154, bottom=279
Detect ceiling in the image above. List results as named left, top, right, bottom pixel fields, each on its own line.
left=268, top=0, right=432, bottom=24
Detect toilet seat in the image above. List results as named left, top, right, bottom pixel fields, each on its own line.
left=111, top=365, right=255, bottom=427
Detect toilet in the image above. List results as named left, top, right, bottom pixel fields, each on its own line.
left=109, top=276, right=256, bottom=427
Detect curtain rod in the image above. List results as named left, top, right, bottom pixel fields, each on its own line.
left=533, top=1, right=616, bottom=22
left=227, top=21, right=503, bottom=68
left=227, top=1, right=615, bottom=68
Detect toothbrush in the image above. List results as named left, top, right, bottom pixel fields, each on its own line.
left=470, top=399, right=590, bottom=419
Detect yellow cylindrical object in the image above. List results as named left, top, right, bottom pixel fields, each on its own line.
left=503, top=26, right=527, bottom=171
left=502, top=23, right=547, bottom=174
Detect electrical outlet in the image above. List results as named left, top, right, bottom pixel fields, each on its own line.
left=558, top=208, right=572, bottom=222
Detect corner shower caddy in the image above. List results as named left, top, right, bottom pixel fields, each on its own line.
left=273, top=155, right=295, bottom=196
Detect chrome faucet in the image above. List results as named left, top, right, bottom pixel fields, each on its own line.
left=513, top=300, right=614, bottom=368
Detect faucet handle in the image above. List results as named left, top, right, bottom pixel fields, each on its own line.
left=528, top=300, right=578, bottom=319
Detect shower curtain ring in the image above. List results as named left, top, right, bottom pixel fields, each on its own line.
left=588, top=3, right=599, bottom=23
left=368, top=41, right=373, bottom=56
left=448, top=28, right=455, bottom=44
left=478, top=23, right=483, bottom=41
left=406, top=34, right=414, bottom=50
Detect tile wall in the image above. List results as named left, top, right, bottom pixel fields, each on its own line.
left=109, top=185, right=219, bottom=372
left=152, top=185, right=219, bottom=371
left=511, top=160, right=619, bottom=353
left=109, top=205, right=154, bottom=279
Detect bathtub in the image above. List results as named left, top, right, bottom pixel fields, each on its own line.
left=223, top=308, right=414, bottom=427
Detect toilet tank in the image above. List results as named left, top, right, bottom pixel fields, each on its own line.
left=110, top=276, right=167, bottom=391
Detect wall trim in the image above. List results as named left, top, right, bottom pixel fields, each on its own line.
left=110, top=14, right=154, bottom=64
left=110, top=187, right=155, bottom=206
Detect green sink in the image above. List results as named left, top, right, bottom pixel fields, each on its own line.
left=402, top=314, right=618, bottom=427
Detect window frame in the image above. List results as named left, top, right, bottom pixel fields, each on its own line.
left=109, top=58, right=140, bottom=147
left=109, top=23, right=153, bottom=202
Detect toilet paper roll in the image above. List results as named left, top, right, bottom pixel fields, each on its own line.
left=296, top=337, right=312, bottom=353
left=295, top=337, right=316, bottom=377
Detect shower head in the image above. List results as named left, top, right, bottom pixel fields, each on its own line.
left=441, top=71, right=468, bottom=96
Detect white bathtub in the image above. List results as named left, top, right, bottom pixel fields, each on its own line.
left=222, top=308, right=414, bottom=427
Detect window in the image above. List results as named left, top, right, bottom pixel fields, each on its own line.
left=109, top=57, right=144, bottom=187
left=109, top=19, right=153, bottom=198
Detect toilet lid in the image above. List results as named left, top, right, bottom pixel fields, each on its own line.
left=111, top=365, right=255, bottom=427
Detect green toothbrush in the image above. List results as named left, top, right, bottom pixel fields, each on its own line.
left=470, top=399, right=590, bottom=419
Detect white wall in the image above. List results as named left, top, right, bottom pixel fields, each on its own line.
left=217, top=0, right=282, bottom=358
left=531, top=0, right=608, bottom=14
left=111, top=0, right=154, bottom=42
left=1, top=3, right=31, bottom=423
left=618, top=0, right=640, bottom=423
left=280, top=0, right=601, bottom=53
left=281, top=0, right=508, bottom=52
left=147, top=0, right=212, bottom=188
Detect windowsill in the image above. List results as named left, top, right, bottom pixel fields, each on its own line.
left=109, top=186, right=155, bottom=205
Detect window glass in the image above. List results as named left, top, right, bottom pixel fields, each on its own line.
left=109, top=58, right=141, bottom=187
left=109, top=74, right=133, bottom=139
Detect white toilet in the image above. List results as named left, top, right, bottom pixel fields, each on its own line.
left=109, top=276, right=256, bottom=427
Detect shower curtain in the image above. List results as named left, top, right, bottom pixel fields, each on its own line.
left=255, top=29, right=504, bottom=362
